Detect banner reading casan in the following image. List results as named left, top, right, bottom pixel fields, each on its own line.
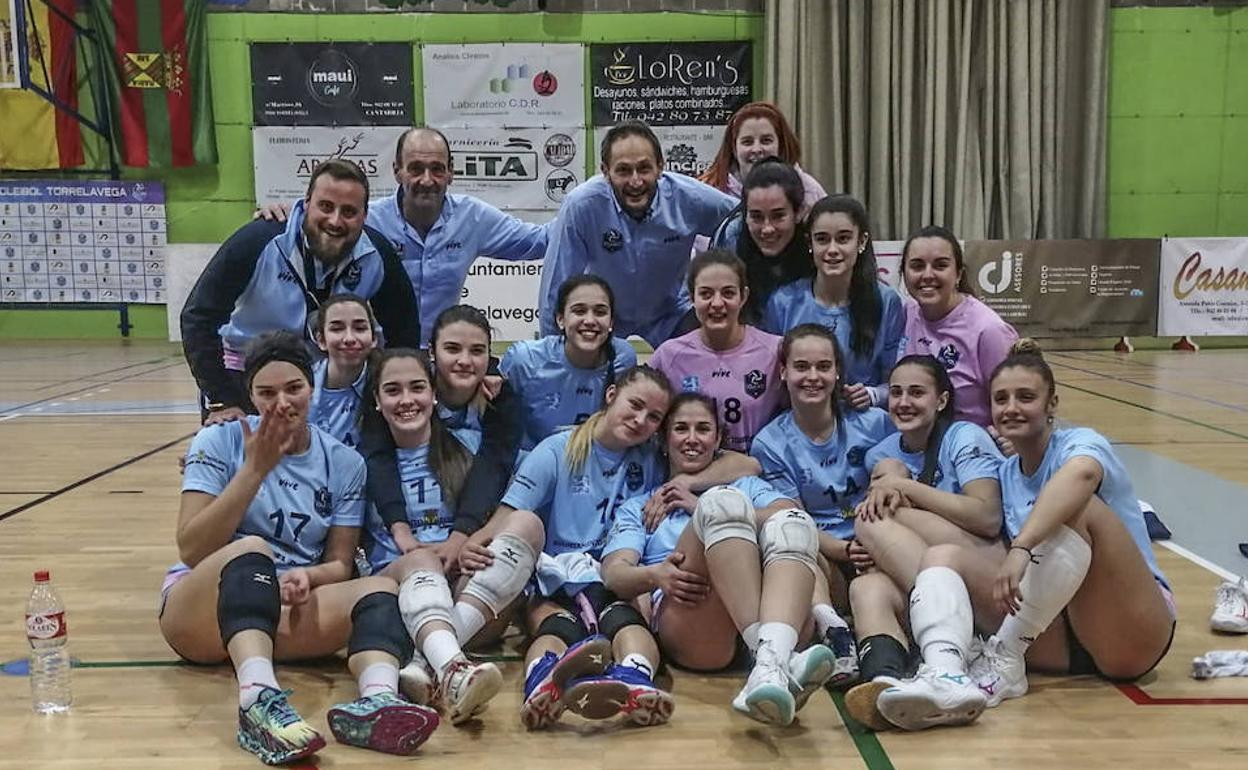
left=424, top=43, right=584, bottom=128
left=964, top=240, right=1159, bottom=338
left=442, top=127, right=583, bottom=211
left=253, top=126, right=407, bottom=206
left=1159, top=237, right=1248, bottom=336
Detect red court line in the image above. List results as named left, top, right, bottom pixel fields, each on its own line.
left=1117, top=683, right=1248, bottom=706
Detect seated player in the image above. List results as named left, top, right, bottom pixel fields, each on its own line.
left=308, top=294, right=377, bottom=448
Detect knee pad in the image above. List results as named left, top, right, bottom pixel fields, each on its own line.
left=217, top=551, right=280, bottom=645
left=459, top=532, right=538, bottom=615
left=348, top=590, right=414, bottom=663
left=759, top=508, right=819, bottom=575
left=398, top=570, right=454, bottom=638
left=692, top=485, right=758, bottom=550
left=534, top=611, right=587, bottom=647
left=598, top=601, right=646, bottom=641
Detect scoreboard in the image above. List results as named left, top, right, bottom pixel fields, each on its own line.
left=0, top=180, right=167, bottom=305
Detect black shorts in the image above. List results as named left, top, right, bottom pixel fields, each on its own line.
left=1063, top=608, right=1177, bottom=680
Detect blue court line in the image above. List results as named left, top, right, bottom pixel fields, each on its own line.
left=1048, top=354, right=1248, bottom=415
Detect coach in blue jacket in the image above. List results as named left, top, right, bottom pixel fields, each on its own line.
left=181, top=159, right=420, bottom=424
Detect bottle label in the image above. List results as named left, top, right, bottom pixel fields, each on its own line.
left=26, top=612, right=66, bottom=641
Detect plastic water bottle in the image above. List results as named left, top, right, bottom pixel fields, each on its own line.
left=26, top=570, right=71, bottom=713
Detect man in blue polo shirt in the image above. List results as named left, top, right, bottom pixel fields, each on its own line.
left=538, top=121, right=738, bottom=347
left=182, top=159, right=420, bottom=424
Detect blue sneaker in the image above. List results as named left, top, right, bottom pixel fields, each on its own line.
left=326, top=691, right=440, bottom=755
left=236, top=687, right=326, bottom=765
left=564, top=663, right=674, bottom=726
left=520, top=635, right=612, bottom=730
left=823, top=625, right=861, bottom=689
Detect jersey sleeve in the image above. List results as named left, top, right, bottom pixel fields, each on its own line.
left=330, top=451, right=367, bottom=528
left=749, top=429, right=800, bottom=500
left=1054, top=428, right=1113, bottom=480
left=947, top=423, right=1004, bottom=484
left=182, top=423, right=239, bottom=496
left=737, top=475, right=789, bottom=510
left=975, top=311, right=1019, bottom=381
left=602, top=493, right=648, bottom=558
left=477, top=203, right=549, bottom=262
left=760, top=289, right=787, bottom=335
left=693, top=179, right=742, bottom=234
left=864, top=436, right=895, bottom=475
left=612, top=337, right=638, bottom=371
left=501, top=434, right=561, bottom=514
left=647, top=340, right=673, bottom=379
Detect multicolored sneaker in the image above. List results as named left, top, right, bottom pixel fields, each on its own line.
left=732, top=651, right=796, bottom=726
left=876, top=665, right=987, bottom=731
left=326, top=691, right=440, bottom=755
left=822, top=625, right=861, bottom=689
left=236, top=687, right=326, bottom=765
left=520, top=635, right=613, bottom=730
left=564, top=663, right=674, bottom=726
left=439, top=657, right=503, bottom=725
left=788, top=643, right=836, bottom=710
left=966, top=635, right=1028, bottom=708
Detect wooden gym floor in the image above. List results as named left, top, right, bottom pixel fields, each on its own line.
left=1, top=341, right=1246, bottom=769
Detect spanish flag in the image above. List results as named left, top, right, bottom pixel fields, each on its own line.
left=88, top=0, right=216, bottom=168
left=0, top=0, right=85, bottom=169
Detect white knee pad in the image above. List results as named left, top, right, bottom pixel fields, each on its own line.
left=459, top=532, right=538, bottom=615
left=398, top=570, right=454, bottom=637
left=692, top=485, right=758, bottom=550
left=759, top=508, right=819, bottom=574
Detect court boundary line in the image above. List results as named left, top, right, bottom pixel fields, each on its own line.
left=1056, top=381, right=1248, bottom=442
left=0, top=359, right=185, bottom=416
left=830, top=690, right=896, bottom=770
left=1049, top=355, right=1248, bottom=414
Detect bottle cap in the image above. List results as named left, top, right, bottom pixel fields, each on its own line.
left=34, top=570, right=50, bottom=582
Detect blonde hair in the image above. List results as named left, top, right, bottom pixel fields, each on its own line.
left=563, top=366, right=673, bottom=474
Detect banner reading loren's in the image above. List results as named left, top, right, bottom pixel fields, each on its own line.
left=590, top=41, right=752, bottom=127
left=964, top=240, right=1159, bottom=338
left=1159, top=238, right=1248, bottom=336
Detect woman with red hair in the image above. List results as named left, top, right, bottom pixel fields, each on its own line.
left=699, top=102, right=826, bottom=210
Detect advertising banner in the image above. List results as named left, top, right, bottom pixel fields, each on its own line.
left=442, top=127, right=584, bottom=211
left=1159, top=238, right=1248, bottom=336
left=963, top=240, right=1159, bottom=338
left=252, top=126, right=407, bottom=206
left=462, top=255, right=546, bottom=342
left=592, top=124, right=723, bottom=178
left=251, top=42, right=414, bottom=127
left=590, top=41, right=752, bottom=127
left=423, top=43, right=584, bottom=128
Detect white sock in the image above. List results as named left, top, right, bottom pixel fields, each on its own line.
left=356, top=661, right=399, bottom=698
left=757, top=622, right=799, bottom=664
left=812, top=603, right=849, bottom=636
left=237, top=656, right=280, bottom=709
left=1193, top=650, right=1248, bottom=679
left=997, top=526, right=1092, bottom=658
left=910, top=566, right=974, bottom=675
left=451, top=602, right=487, bottom=644
left=741, top=622, right=761, bottom=653
left=620, top=653, right=655, bottom=680
left=422, top=628, right=463, bottom=674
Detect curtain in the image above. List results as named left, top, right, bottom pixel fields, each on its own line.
left=764, top=0, right=1108, bottom=240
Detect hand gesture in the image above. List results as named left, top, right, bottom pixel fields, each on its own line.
left=643, top=478, right=697, bottom=532
left=843, top=383, right=873, bottom=411
left=279, top=567, right=311, bottom=606
left=459, top=537, right=495, bottom=574
left=652, top=551, right=710, bottom=606
left=241, top=408, right=295, bottom=475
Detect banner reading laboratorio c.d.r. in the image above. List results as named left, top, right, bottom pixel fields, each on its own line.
left=1159, top=238, right=1248, bottom=336
left=964, top=240, right=1159, bottom=338
left=423, top=44, right=584, bottom=128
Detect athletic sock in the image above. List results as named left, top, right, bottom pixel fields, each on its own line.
left=619, top=653, right=655, bottom=680
left=997, top=526, right=1092, bottom=658
left=237, top=656, right=280, bottom=709
left=757, top=622, right=799, bottom=664
left=422, top=628, right=462, bottom=675
left=910, top=566, right=974, bottom=675
left=356, top=661, right=399, bottom=698
left=451, top=602, right=487, bottom=644
left=811, top=603, right=848, bottom=636
left=741, top=622, right=761, bottom=653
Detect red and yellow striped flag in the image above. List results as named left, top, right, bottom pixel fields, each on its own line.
left=89, top=0, right=216, bottom=168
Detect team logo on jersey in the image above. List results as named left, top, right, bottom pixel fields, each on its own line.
left=743, top=369, right=766, bottom=399
left=341, top=262, right=362, bottom=291
left=799, top=468, right=814, bottom=485
left=625, top=461, right=645, bottom=491
left=847, top=446, right=867, bottom=468
left=602, top=229, right=624, bottom=252
left=314, top=487, right=332, bottom=516
left=571, top=475, right=591, bottom=495
left=681, top=375, right=700, bottom=392
left=542, top=392, right=562, bottom=410
left=937, top=344, right=960, bottom=369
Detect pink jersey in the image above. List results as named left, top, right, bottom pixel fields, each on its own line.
left=902, top=295, right=1018, bottom=428
left=649, top=326, right=785, bottom=452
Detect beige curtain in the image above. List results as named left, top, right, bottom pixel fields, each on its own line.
left=765, top=0, right=1108, bottom=240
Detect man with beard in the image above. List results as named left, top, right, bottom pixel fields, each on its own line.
left=538, top=121, right=738, bottom=347
left=182, top=159, right=420, bottom=425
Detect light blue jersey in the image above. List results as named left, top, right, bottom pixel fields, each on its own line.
left=501, top=335, right=637, bottom=451
left=538, top=173, right=737, bottom=346
left=437, top=402, right=483, bottom=454
left=865, top=421, right=1003, bottom=494
left=364, top=443, right=461, bottom=571
left=181, top=418, right=366, bottom=570
left=368, top=190, right=548, bottom=347
left=308, top=359, right=367, bottom=449
left=751, top=409, right=895, bottom=538
left=604, top=476, right=789, bottom=566
left=762, top=279, right=906, bottom=406
left=998, top=427, right=1168, bottom=588
left=502, top=430, right=665, bottom=559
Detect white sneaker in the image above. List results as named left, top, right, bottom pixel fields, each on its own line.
left=967, top=635, right=1028, bottom=708
left=440, top=657, right=503, bottom=725
left=876, top=664, right=987, bottom=731
left=1211, top=578, right=1248, bottom=634
left=732, top=645, right=796, bottom=726
left=398, top=651, right=435, bottom=705
left=788, top=644, right=836, bottom=711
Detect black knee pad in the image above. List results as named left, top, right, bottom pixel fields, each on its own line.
left=217, top=551, right=280, bottom=645
left=534, top=611, right=587, bottom=647
left=598, top=601, right=646, bottom=641
left=348, top=591, right=414, bottom=663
